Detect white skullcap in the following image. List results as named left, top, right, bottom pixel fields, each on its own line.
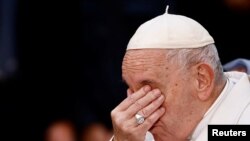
left=127, top=6, right=214, bottom=50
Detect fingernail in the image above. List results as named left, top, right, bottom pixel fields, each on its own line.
left=153, top=89, right=161, bottom=95
left=143, top=85, right=151, bottom=92
left=158, top=95, right=164, bottom=101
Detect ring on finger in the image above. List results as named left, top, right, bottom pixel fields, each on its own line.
left=135, top=113, right=145, bottom=125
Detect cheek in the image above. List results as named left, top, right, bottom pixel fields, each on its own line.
left=163, top=82, right=191, bottom=105
left=161, top=84, right=179, bottom=103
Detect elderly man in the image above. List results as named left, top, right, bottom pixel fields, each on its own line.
left=110, top=7, right=250, bottom=141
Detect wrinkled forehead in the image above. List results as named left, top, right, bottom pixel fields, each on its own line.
left=122, top=49, right=167, bottom=72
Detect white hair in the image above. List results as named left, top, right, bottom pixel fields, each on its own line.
left=165, top=44, right=223, bottom=82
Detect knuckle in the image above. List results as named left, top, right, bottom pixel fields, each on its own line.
left=111, top=110, right=117, bottom=118
left=140, top=88, right=146, bottom=94
left=116, top=118, right=123, bottom=126
left=151, top=100, right=161, bottom=107
left=127, top=95, right=135, bottom=103
left=137, top=87, right=146, bottom=96
left=111, top=111, right=124, bottom=123
left=146, top=117, right=153, bottom=124
left=149, top=92, right=158, bottom=99
left=142, top=120, right=150, bottom=128
left=120, top=124, right=129, bottom=132
left=134, top=101, right=143, bottom=109
left=114, top=117, right=124, bottom=127
left=141, top=108, right=148, bottom=117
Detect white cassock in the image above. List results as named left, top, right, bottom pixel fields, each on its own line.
left=190, top=71, right=250, bottom=141
left=110, top=71, right=250, bottom=141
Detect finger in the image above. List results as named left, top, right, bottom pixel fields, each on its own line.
left=126, top=89, right=161, bottom=117
left=114, top=85, right=151, bottom=111
left=127, top=88, right=133, bottom=97
left=138, top=94, right=165, bottom=118
left=138, top=107, right=165, bottom=131
left=112, top=94, right=164, bottom=130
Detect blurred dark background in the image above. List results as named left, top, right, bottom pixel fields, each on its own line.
left=1, top=0, right=249, bottom=141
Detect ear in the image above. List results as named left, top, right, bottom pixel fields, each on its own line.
left=194, top=63, right=215, bottom=101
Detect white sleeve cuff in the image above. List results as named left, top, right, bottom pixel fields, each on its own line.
left=108, top=131, right=154, bottom=141
left=109, top=135, right=114, bottom=141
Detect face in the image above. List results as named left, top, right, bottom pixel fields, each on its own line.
left=122, top=49, right=199, bottom=136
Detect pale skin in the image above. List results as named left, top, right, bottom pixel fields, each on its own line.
left=111, top=49, right=227, bottom=141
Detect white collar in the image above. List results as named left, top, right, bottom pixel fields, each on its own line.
left=190, top=76, right=234, bottom=140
